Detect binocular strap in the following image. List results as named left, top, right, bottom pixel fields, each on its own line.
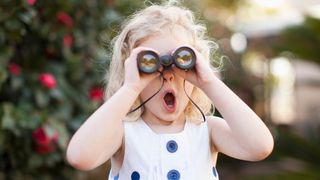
left=127, top=76, right=206, bottom=122
left=183, top=80, right=206, bottom=122
left=127, top=75, right=165, bottom=114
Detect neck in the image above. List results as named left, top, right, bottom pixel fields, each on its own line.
left=141, top=111, right=186, bottom=134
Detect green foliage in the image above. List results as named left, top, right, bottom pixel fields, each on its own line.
left=273, top=16, right=320, bottom=64
left=0, top=0, right=147, bottom=179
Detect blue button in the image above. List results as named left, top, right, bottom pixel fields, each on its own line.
left=166, top=140, right=178, bottom=153
left=131, top=171, right=140, bottom=180
left=114, top=174, right=119, bottom=180
left=167, top=169, right=180, bottom=180
left=212, top=167, right=217, bottom=177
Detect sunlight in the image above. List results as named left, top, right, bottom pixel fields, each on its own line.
left=250, top=0, right=286, bottom=8
left=230, top=33, right=247, bottom=53
left=270, top=57, right=295, bottom=124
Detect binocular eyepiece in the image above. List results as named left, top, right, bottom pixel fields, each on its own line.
left=137, top=46, right=196, bottom=74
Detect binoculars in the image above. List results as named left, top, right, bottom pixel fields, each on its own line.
left=137, top=46, right=196, bottom=74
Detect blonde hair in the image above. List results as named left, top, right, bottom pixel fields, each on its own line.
left=104, top=2, right=219, bottom=123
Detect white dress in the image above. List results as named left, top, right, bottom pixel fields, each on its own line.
left=108, top=117, right=219, bottom=180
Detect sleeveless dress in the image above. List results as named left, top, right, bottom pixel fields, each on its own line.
left=108, top=117, right=219, bottom=180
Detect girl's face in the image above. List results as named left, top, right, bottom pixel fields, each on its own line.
left=138, top=30, right=194, bottom=124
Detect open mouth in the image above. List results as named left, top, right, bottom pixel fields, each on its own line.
left=163, top=91, right=176, bottom=112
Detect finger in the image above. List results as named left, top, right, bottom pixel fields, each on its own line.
left=150, top=71, right=161, bottom=81
left=140, top=70, right=161, bottom=81
left=158, top=66, right=164, bottom=73
left=172, top=65, right=186, bottom=78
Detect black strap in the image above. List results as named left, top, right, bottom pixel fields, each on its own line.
left=128, top=71, right=164, bottom=114
left=128, top=74, right=206, bottom=122
left=183, top=80, right=206, bottom=122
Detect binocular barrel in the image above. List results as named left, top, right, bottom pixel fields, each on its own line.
left=137, top=46, right=196, bottom=74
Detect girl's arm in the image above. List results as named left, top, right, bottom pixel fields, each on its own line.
left=173, top=48, right=274, bottom=161
left=66, top=85, right=139, bottom=170
left=202, top=75, right=274, bottom=161
left=66, top=47, right=160, bottom=170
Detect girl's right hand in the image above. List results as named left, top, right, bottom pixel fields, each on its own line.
left=123, top=47, right=161, bottom=93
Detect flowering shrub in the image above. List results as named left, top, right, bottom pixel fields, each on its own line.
left=0, top=0, right=144, bottom=179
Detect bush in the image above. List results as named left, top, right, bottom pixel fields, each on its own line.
left=0, top=0, right=143, bottom=179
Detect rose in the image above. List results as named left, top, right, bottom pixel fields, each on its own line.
left=63, top=34, right=73, bottom=48
left=32, top=127, right=59, bottom=155
left=8, top=63, right=21, bottom=75
left=89, top=87, right=104, bottom=102
left=39, top=73, right=57, bottom=89
left=57, top=11, right=73, bottom=28
left=26, top=0, right=36, bottom=6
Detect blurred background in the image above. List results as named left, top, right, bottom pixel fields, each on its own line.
left=0, top=0, right=320, bottom=179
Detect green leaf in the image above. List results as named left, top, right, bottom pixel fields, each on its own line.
left=0, top=47, right=13, bottom=66
left=11, top=76, right=23, bottom=91
left=102, top=8, right=122, bottom=26
left=0, top=28, right=5, bottom=45
left=4, top=19, right=22, bottom=30
left=17, top=103, right=40, bottom=129
left=1, top=103, right=15, bottom=130
left=28, top=154, right=43, bottom=168
left=35, top=89, right=50, bottom=108
left=49, top=88, right=64, bottom=101
left=0, top=70, right=8, bottom=90
left=49, top=120, right=69, bottom=150
left=19, top=9, right=36, bottom=24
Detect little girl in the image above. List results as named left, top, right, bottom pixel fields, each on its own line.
left=66, top=2, right=274, bottom=180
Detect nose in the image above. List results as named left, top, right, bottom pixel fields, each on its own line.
left=162, top=69, right=174, bottom=82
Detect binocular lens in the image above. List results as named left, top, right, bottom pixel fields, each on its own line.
left=137, top=51, right=160, bottom=74
left=173, top=47, right=196, bottom=70
left=176, top=50, right=193, bottom=66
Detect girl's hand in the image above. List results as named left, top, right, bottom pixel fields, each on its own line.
left=172, top=47, right=216, bottom=90
left=123, top=47, right=161, bottom=93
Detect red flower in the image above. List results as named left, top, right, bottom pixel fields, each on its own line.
left=89, top=87, right=104, bottom=102
left=57, top=11, right=73, bottom=28
left=32, top=127, right=59, bottom=155
left=35, top=144, right=55, bottom=155
left=8, top=63, right=21, bottom=75
left=26, top=0, right=36, bottom=6
left=63, top=34, right=73, bottom=48
left=32, top=127, right=51, bottom=146
left=39, top=73, right=57, bottom=89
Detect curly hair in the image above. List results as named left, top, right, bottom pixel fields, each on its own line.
left=104, top=1, right=220, bottom=123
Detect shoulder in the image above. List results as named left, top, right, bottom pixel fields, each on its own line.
left=188, top=116, right=226, bottom=132
left=206, top=116, right=227, bottom=130
left=206, top=116, right=229, bottom=152
left=123, top=118, right=144, bottom=130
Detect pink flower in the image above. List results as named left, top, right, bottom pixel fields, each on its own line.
left=26, top=0, right=36, bottom=6
left=89, top=87, right=104, bottom=102
left=57, top=11, right=73, bottom=28
left=8, top=63, right=21, bottom=75
left=32, top=127, right=59, bottom=155
left=39, top=73, right=57, bottom=89
left=63, top=34, right=73, bottom=47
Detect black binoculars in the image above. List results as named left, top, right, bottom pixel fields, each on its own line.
left=137, top=46, right=196, bottom=74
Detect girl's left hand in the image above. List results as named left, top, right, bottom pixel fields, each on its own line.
left=172, top=47, right=216, bottom=90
